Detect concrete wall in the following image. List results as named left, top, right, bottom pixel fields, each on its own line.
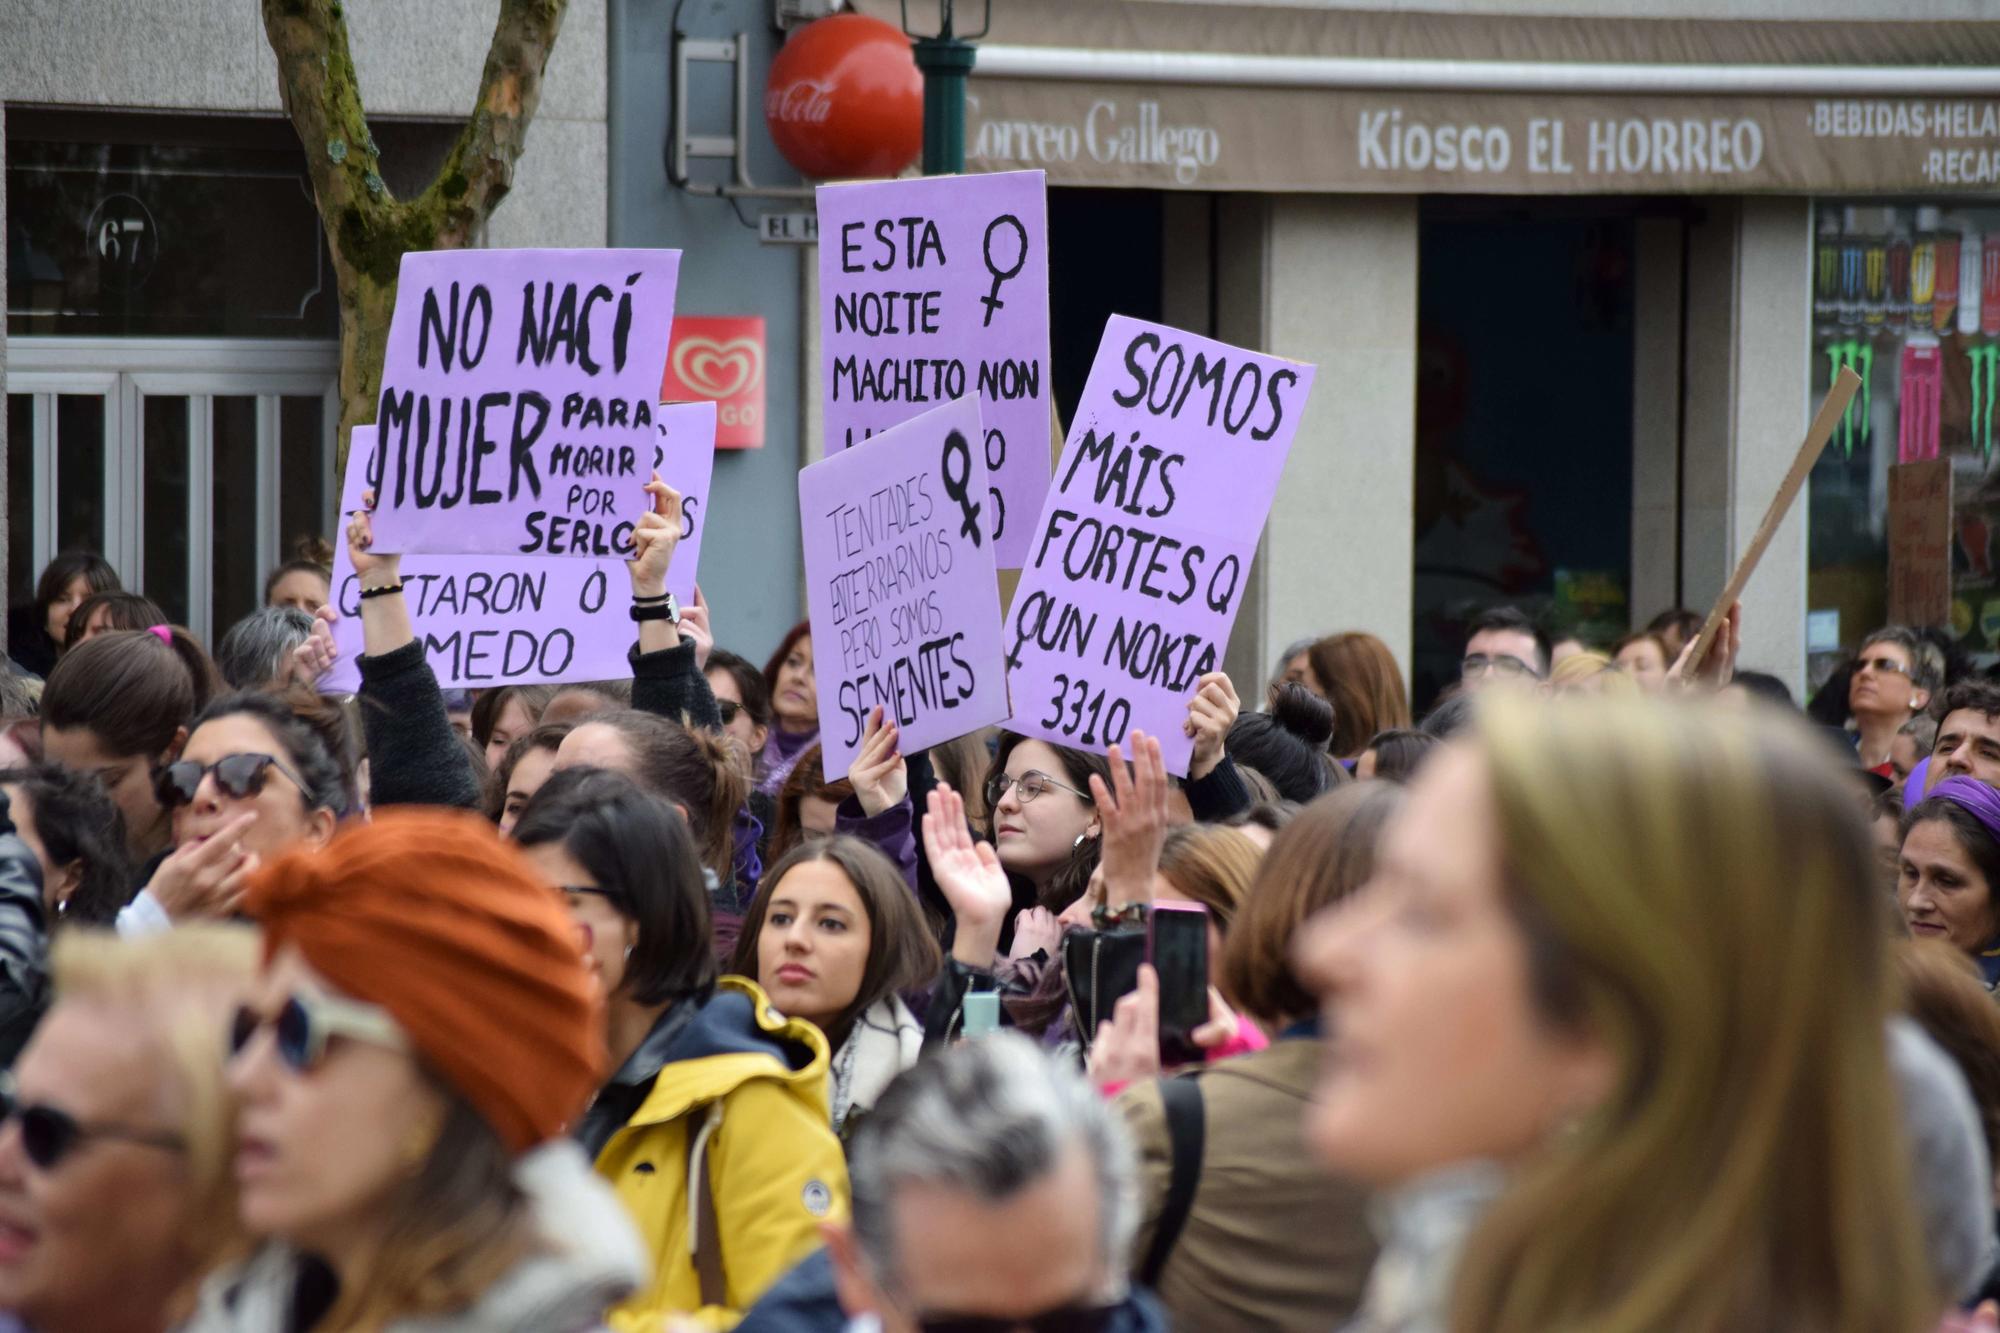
left=1214, top=194, right=1419, bottom=694
left=0, top=0, right=609, bottom=246
left=1679, top=196, right=1814, bottom=694
left=609, top=0, right=807, bottom=662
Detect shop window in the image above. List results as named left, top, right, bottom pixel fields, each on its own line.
left=1808, top=200, right=2000, bottom=673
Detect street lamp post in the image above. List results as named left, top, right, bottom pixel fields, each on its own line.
left=902, top=0, right=989, bottom=175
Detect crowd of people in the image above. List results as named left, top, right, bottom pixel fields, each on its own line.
left=0, top=486, right=1997, bottom=1332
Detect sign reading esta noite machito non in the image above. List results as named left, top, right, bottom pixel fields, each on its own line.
left=365, top=247, right=681, bottom=559
left=799, top=395, right=1009, bottom=776
left=328, top=405, right=715, bottom=692
left=817, top=169, right=1051, bottom=571
left=1003, top=315, right=1316, bottom=776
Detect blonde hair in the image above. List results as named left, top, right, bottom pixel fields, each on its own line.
left=1449, top=697, right=1936, bottom=1332
left=1548, top=650, right=1638, bottom=697
left=50, top=926, right=258, bottom=1280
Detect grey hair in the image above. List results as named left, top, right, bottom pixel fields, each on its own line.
left=1268, top=638, right=1317, bottom=692
left=216, top=606, right=315, bottom=691
left=847, top=1033, right=1138, bottom=1295
left=1861, top=626, right=1946, bottom=698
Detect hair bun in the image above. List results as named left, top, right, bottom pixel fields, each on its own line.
left=1268, top=682, right=1336, bottom=749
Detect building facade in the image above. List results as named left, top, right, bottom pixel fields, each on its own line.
left=8, top=0, right=2000, bottom=700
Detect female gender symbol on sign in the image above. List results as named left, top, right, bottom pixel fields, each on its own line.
left=940, top=429, right=983, bottom=548
left=980, top=214, right=1029, bottom=328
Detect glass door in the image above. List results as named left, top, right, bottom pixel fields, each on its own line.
left=8, top=339, right=337, bottom=649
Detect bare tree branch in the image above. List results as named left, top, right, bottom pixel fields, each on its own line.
left=260, top=0, right=570, bottom=467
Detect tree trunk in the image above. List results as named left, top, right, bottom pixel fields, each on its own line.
left=261, top=0, right=569, bottom=473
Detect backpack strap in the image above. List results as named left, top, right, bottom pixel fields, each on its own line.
left=686, top=1103, right=726, bottom=1310
left=1137, top=1073, right=1205, bottom=1289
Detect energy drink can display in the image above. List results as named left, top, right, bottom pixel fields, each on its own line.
left=1814, top=215, right=1841, bottom=327
left=1887, top=224, right=1912, bottom=329
left=1960, top=229, right=1984, bottom=337
left=1900, top=340, right=1944, bottom=464
left=1840, top=206, right=1865, bottom=327
left=1912, top=206, right=1940, bottom=328
left=1935, top=228, right=1963, bottom=335
left=1864, top=227, right=1890, bottom=327
left=1984, top=234, right=2000, bottom=338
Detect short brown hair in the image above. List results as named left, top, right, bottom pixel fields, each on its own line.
left=733, top=835, right=942, bottom=1049
left=1307, top=632, right=1411, bottom=758
left=1156, top=824, right=1259, bottom=936
left=1222, top=782, right=1404, bottom=1028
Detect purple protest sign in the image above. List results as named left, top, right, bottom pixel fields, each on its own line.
left=1003, top=316, right=1317, bottom=776
left=817, top=170, right=1049, bottom=571
left=365, top=247, right=680, bottom=558
left=798, top=396, right=1009, bottom=777
left=325, top=407, right=714, bottom=692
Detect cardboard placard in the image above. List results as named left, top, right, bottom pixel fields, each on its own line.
left=798, top=396, right=1010, bottom=776
left=366, top=247, right=681, bottom=558
left=1889, top=458, right=1954, bottom=628
left=327, top=405, right=715, bottom=692
left=1002, top=316, right=1316, bottom=775
left=817, top=170, right=1052, bottom=569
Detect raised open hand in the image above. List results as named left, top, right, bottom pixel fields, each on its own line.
left=1089, top=730, right=1170, bottom=909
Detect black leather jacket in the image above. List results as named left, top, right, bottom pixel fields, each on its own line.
left=0, top=791, right=50, bottom=1067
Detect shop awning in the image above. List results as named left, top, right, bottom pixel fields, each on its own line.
left=853, top=1, right=2000, bottom=193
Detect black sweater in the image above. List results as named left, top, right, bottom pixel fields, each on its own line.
left=355, top=641, right=481, bottom=811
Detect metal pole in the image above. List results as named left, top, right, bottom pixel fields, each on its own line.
left=914, top=35, right=976, bottom=175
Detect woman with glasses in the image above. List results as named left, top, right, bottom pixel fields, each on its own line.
left=1850, top=626, right=1945, bottom=776
left=733, top=835, right=942, bottom=1140
left=512, top=767, right=849, bottom=1326
left=0, top=926, right=254, bottom=1333
left=187, top=808, right=644, bottom=1333
left=124, top=692, right=351, bottom=935
left=705, top=648, right=773, bottom=777
left=983, top=733, right=1111, bottom=916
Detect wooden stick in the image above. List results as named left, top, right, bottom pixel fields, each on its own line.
left=1683, top=366, right=1862, bottom=675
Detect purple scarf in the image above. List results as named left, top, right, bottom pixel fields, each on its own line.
left=1924, top=776, right=2000, bottom=847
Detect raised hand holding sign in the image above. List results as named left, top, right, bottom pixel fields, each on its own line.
left=1003, top=316, right=1316, bottom=775
left=797, top=395, right=1010, bottom=775
left=364, top=247, right=681, bottom=559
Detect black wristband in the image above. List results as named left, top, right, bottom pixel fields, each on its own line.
left=631, top=593, right=671, bottom=605
left=630, top=601, right=680, bottom=623
left=358, top=582, right=405, bottom=601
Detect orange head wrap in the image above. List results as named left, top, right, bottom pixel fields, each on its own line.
left=246, top=808, right=605, bottom=1154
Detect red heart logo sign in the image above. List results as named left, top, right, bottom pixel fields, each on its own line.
left=673, top=337, right=763, bottom=401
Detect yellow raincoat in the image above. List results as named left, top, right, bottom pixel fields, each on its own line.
left=592, top=976, right=850, bottom=1332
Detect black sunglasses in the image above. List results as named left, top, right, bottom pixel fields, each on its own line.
left=717, top=699, right=743, bottom=725
left=0, top=1072, right=183, bottom=1171
left=156, top=752, right=311, bottom=810
left=917, top=1305, right=1119, bottom=1333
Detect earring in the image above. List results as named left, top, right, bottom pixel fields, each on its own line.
left=400, top=1120, right=437, bottom=1171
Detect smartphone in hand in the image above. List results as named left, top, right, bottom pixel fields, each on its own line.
left=1149, top=900, right=1210, bottom=1067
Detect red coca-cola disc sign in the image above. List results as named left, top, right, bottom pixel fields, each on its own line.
left=764, top=14, right=921, bottom=181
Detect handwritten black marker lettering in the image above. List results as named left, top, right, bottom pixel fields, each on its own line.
left=939, top=429, right=983, bottom=548
left=979, top=214, right=1028, bottom=329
